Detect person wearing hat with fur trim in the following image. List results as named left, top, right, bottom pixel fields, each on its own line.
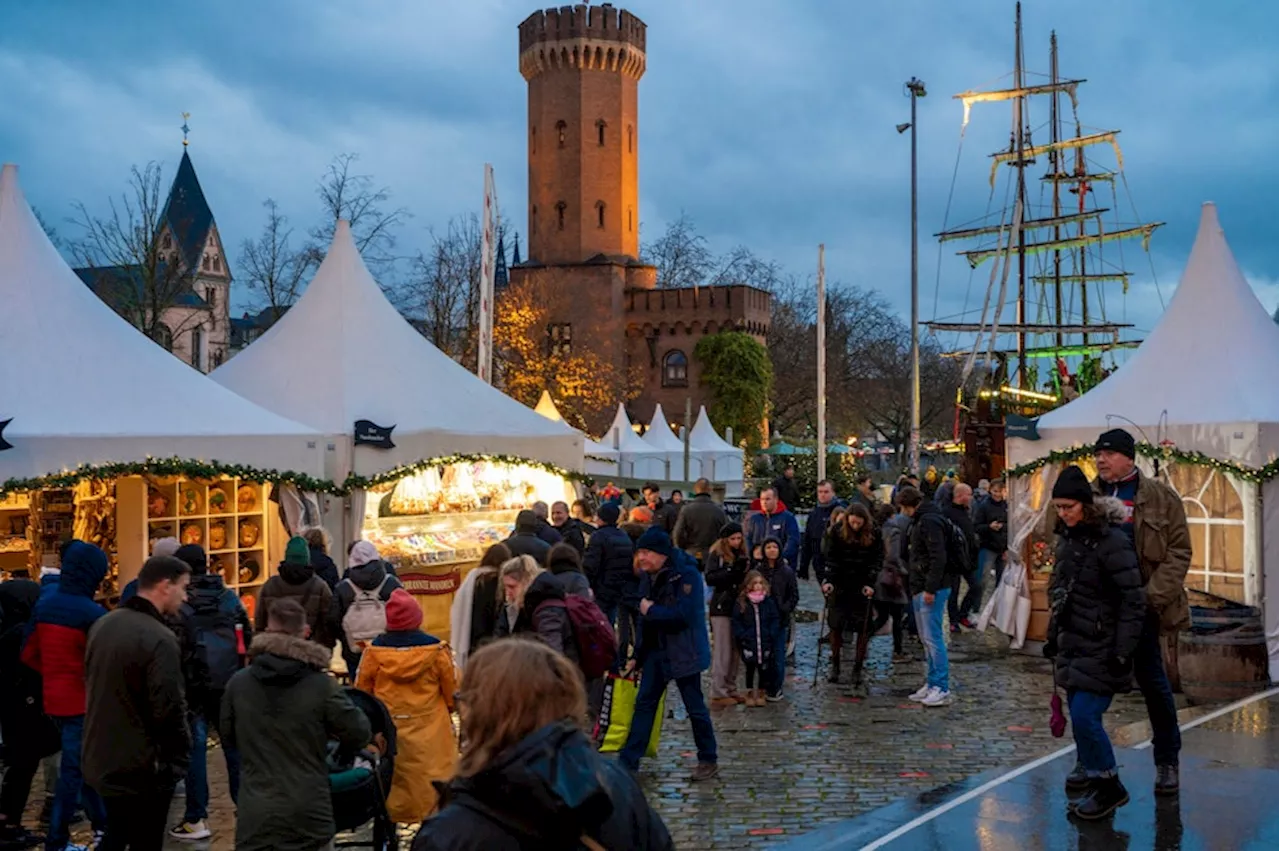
left=618, top=529, right=717, bottom=781
left=256, top=537, right=334, bottom=649
left=355, top=589, right=456, bottom=824
left=704, top=522, right=749, bottom=706
left=1045, top=466, right=1146, bottom=820
left=1088, top=427, right=1190, bottom=797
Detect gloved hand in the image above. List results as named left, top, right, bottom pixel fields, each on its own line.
left=1042, top=636, right=1058, bottom=659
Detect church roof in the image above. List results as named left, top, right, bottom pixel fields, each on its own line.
left=161, top=150, right=216, bottom=270
left=73, top=264, right=209, bottom=309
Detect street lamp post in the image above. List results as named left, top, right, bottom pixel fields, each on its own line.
left=899, top=77, right=926, bottom=475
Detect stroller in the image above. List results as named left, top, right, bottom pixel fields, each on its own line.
left=332, top=687, right=399, bottom=851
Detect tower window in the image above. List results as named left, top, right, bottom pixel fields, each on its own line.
left=161, top=233, right=172, bottom=250
left=627, top=124, right=633, bottom=153
left=531, top=205, right=537, bottom=235
left=205, top=286, right=216, bottom=306
left=596, top=119, right=606, bottom=147
left=531, top=126, right=536, bottom=154
left=663, top=350, right=689, bottom=387
left=628, top=207, right=633, bottom=232
left=547, top=323, right=572, bottom=356
left=556, top=201, right=566, bottom=231
left=202, top=255, right=211, bottom=271
left=596, top=201, right=606, bottom=229
left=556, top=120, right=566, bottom=148
left=191, top=325, right=204, bottom=371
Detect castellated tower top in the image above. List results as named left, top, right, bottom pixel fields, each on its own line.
left=519, top=4, right=647, bottom=80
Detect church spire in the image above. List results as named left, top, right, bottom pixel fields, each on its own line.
left=512, top=232, right=522, bottom=266
left=494, top=230, right=509, bottom=291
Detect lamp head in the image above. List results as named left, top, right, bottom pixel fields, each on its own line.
left=896, top=122, right=912, bottom=134
left=906, top=77, right=927, bottom=97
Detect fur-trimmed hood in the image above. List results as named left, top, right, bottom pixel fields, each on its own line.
left=248, top=631, right=331, bottom=685
left=1058, top=495, right=1130, bottom=538
left=1094, top=495, right=1129, bottom=526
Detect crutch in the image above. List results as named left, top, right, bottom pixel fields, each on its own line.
left=812, top=592, right=829, bottom=688
left=851, top=595, right=875, bottom=691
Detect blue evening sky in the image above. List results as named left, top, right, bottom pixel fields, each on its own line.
left=1, top=0, right=1275, bottom=341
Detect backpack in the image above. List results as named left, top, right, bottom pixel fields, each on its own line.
left=537, top=596, right=617, bottom=680
left=341, top=575, right=393, bottom=651
left=188, top=597, right=242, bottom=692
left=941, top=517, right=972, bottom=575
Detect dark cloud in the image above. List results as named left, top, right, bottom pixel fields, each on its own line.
left=1, top=0, right=1275, bottom=338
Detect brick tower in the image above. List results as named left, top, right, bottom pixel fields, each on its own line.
left=519, top=2, right=644, bottom=263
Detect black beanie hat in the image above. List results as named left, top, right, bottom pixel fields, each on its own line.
left=174, top=543, right=208, bottom=575
left=719, top=521, right=743, bottom=540
left=1052, top=466, right=1094, bottom=504
left=1094, top=428, right=1136, bottom=460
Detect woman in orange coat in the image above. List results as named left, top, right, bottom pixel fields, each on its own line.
left=355, top=589, right=457, bottom=823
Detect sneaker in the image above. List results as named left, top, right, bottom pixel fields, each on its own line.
left=907, top=683, right=932, bottom=702
left=690, top=762, right=720, bottom=782
left=169, top=821, right=212, bottom=841
left=765, top=690, right=784, bottom=703
left=90, top=830, right=105, bottom=850
left=922, top=688, right=954, bottom=707
left=173, top=780, right=185, bottom=797
left=960, top=616, right=979, bottom=630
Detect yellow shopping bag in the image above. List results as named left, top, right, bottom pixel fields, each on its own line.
left=595, top=673, right=664, bottom=758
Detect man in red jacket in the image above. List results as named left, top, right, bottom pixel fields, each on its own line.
left=21, top=541, right=109, bottom=851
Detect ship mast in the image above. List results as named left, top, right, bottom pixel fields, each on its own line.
left=1013, top=1, right=1028, bottom=389
left=1050, top=31, right=1064, bottom=353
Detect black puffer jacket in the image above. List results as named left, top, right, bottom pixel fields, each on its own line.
left=496, top=573, right=577, bottom=665
left=1048, top=498, right=1147, bottom=695
left=973, top=496, right=1008, bottom=553
left=412, top=721, right=673, bottom=851
left=704, top=546, right=749, bottom=617
left=582, top=524, right=635, bottom=609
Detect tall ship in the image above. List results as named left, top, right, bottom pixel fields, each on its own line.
left=926, top=2, right=1163, bottom=480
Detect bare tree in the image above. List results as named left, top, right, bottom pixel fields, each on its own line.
left=643, top=211, right=783, bottom=291
left=310, top=153, right=410, bottom=277
left=239, top=199, right=315, bottom=323
left=68, top=162, right=201, bottom=348
left=33, top=207, right=62, bottom=249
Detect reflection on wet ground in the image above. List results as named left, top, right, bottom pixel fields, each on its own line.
left=785, top=692, right=1278, bottom=850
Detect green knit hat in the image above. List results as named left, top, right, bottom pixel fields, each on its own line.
left=284, top=536, right=311, bottom=566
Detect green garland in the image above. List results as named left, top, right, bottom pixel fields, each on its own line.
left=1, top=457, right=338, bottom=499
left=1006, top=442, right=1279, bottom=485
left=1, top=453, right=594, bottom=499
left=339, top=453, right=591, bottom=492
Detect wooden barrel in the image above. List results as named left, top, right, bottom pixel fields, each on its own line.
left=1177, top=616, right=1270, bottom=705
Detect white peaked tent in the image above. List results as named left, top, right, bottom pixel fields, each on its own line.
left=532, top=391, right=618, bottom=476
left=211, top=221, right=582, bottom=482
left=689, top=406, right=745, bottom=482
left=1007, top=203, right=1280, bottom=678
left=600, top=404, right=664, bottom=479
left=641, top=403, right=699, bottom=479
left=0, top=163, right=323, bottom=483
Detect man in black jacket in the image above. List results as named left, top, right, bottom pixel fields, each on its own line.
left=582, top=503, right=637, bottom=660
left=642, top=484, right=679, bottom=534
left=798, top=480, right=845, bottom=581
left=771, top=465, right=802, bottom=513
left=973, top=478, right=1009, bottom=585
left=505, top=511, right=553, bottom=562
left=530, top=502, right=564, bottom=546
left=900, top=487, right=953, bottom=707
left=550, top=501, right=588, bottom=555
left=945, top=483, right=982, bottom=630
left=84, top=555, right=192, bottom=850
left=671, top=479, right=727, bottom=568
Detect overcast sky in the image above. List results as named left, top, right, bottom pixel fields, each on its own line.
left=2, top=0, right=1276, bottom=350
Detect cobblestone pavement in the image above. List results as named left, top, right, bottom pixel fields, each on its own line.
left=15, top=580, right=1152, bottom=850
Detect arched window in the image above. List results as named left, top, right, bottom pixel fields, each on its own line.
left=152, top=323, right=174, bottom=352
left=161, top=233, right=172, bottom=250
left=556, top=201, right=566, bottom=231
left=627, top=207, right=633, bottom=232
left=627, top=124, right=633, bottom=153
left=531, top=205, right=538, bottom=235
left=596, top=200, right=606, bottom=229
left=596, top=119, right=607, bottom=147
left=663, top=350, right=688, bottom=387
left=202, top=254, right=211, bottom=271
left=190, top=325, right=204, bottom=371
left=556, top=120, right=567, bottom=148
left=531, top=125, right=536, bottom=154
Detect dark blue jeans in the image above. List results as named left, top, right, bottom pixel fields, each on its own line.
left=184, top=712, right=240, bottom=823
left=1134, top=608, right=1182, bottom=766
left=48, top=715, right=106, bottom=851
left=618, top=657, right=717, bottom=771
left=1068, top=689, right=1117, bottom=776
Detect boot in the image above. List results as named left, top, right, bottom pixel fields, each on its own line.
left=827, top=657, right=842, bottom=685
left=1154, top=764, right=1180, bottom=796
left=1071, top=775, right=1129, bottom=820
left=752, top=689, right=766, bottom=708
left=1064, top=761, right=1090, bottom=793
left=851, top=678, right=868, bottom=698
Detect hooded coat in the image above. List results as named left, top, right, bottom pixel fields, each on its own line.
left=703, top=546, right=750, bottom=618
left=179, top=572, right=253, bottom=716
left=495, top=573, right=578, bottom=666
left=906, top=501, right=950, bottom=597
left=222, top=631, right=371, bottom=851
left=751, top=544, right=800, bottom=620
left=309, top=545, right=341, bottom=590
left=355, top=631, right=457, bottom=823
left=20, top=541, right=108, bottom=717
left=635, top=550, right=710, bottom=681
left=1048, top=498, right=1147, bottom=695
left=329, top=559, right=403, bottom=664
left=411, top=721, right=673, bottom=851
left=877, top=514, right=912, bottom=605
left=256, top=560, right=334, bottom=648
left=0, top=579, right=59, bottom=762
left=582, top=523, right=635, bottom=610
left=821, top=526, right=883, bottom=620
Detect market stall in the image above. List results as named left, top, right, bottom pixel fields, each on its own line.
left=689, top=406, right=745, bottom=485
left=0, top=164, right=324, bottom=606
left=1003, top=204, right=1279, bottom=676
left=210, top=221, right=582, bottom=639
left=600, top=404, right=665, bottom=480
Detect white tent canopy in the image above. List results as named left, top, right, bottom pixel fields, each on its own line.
left=640, top=403, right=697, bottom=479
left=689, top=406, right=744, bottom=482
left=531, top=390, right=618, bottom=474
left=211, top=221, right=582, bottom=482
left=0, top=163, right=323, bottom=483
left=1006, top=202, right=1279, bottom=679
left=598, top=404, right=664, bottom=479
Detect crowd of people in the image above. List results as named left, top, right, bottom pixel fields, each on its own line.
left=0, top=425, right=1191, bottom=846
